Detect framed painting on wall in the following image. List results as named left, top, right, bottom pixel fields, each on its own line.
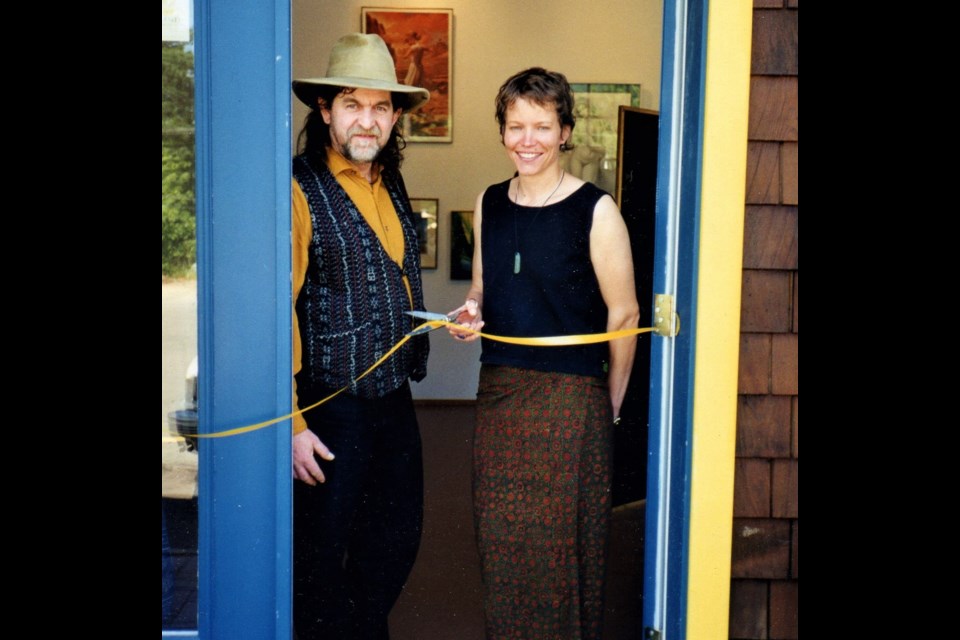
left=449, top=210, right=474, bottom=280
left=563, top=83, right=641, bottom=194
left=409, top=198, right=438, bottom=269
left=362, top=7, right=453, bottom=142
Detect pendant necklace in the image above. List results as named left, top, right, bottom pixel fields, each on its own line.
left=513, top=170, right=564, bottom=274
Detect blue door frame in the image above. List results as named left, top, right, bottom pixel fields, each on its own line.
left=191, top=0, right=292, bottom=638
left=644, top=0, right=708, bottom=636
left=180, top=0, right=748, bottom=637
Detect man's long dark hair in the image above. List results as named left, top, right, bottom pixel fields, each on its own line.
left=295, top=86, right=407, bottom=176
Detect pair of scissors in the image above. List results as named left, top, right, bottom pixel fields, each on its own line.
left=405, top=309, right=461, bottom=337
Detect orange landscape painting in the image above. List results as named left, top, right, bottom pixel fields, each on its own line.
left=363, top=8, right=452, bottom=141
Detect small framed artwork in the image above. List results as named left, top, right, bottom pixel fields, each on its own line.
left=362, top=7, right=453, bottom=142
left=449, top=210, right=474, bottom=280
left=409, top=198, right=438, bottom=269
left=563, top=84, right=641, bottom=194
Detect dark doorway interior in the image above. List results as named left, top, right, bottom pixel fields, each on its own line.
left=392, top=404, right=644, bottom=639
left=612, top=107, right=659, bottom=508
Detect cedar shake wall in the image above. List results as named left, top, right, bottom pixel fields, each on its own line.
left=730, top=2, right=798, bottom=638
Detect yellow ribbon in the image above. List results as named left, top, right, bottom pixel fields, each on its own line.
left=182, top=321, right=655, bottom=440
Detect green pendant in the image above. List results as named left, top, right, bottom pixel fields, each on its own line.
left=513, top=251, right=521, bottom=274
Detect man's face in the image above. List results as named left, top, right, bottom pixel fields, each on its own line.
left=321, top=88, right=401, bottom=166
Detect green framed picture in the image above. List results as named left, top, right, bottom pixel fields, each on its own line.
left=565, top=83, right=641, bottom=193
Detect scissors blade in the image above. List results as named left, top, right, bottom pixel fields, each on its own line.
left=404, top=310, right=457, bottom=337
left=405, top=310, right=453, bottom=322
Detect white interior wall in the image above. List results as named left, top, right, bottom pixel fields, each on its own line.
left=293, top=0, right=663, bottom=399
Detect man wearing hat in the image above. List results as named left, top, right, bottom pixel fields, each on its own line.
left=289, top=33, right=431, bottom=639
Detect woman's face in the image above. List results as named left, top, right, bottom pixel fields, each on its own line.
left=501, top=97, right=571, bottom=178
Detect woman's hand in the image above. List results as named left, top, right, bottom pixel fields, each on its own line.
left=447, top=298, right=484, bottom=342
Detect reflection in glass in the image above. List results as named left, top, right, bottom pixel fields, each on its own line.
left=162, top=1, right=198, bottom=629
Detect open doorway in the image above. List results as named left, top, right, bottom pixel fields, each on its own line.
left=177, top=0, right=756, bottom=634
left=291, top=2, right=663, bottom=638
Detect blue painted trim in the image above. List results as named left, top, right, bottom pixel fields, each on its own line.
left=643, top=0, right=709, bottom=637
left=193, top=0, right=213, bottom=634
left=194, top=1, right=292, bottom=638
left=273, top=4, right=293, bottom=640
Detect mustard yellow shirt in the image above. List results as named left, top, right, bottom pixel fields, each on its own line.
left=291, top=148, right=408, bottom=434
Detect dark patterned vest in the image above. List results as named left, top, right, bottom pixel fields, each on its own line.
left=293, top=153, right=428, bottom=399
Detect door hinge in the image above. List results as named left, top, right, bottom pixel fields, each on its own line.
left=653, top=294, right=679, bottom=337
left=644, top=627, right=662, bottom=640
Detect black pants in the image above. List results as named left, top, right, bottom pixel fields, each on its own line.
left=293, top=383, right=423, bottom=640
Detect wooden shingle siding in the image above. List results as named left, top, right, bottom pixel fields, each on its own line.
left=769, top=581, right=798, bottom=639
left=737, top=395, right=792, bottom=458
left=738, top=334, right=771, bottom=394
left=729, top=580, right=768, bottom=639
left=771, top=334, right=797, bottom=395
left=781, top=143, right=798, bottom=205
left=734, top=459, right=772, bottom=518
left=731, top=518, right=791, bottom=579
left=790, top=396, right=798, bottom=458
left=771, top=459, right=798, bottom=519
left=732, top=3, right=797, bottom=636
left=790, top=522, right=798, bottom=580
left=791, top=273, right=798, bottom=333
left=742, top=270, right=793, bottom=332
left=752, top=10, right=798, bottom=75
left=746, top=142, right=781, bottom=204
left=749, top=77, right=798, bottom=141
left=743, top=206, right=798, bottom=269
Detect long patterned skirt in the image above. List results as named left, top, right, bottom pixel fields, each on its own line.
left=473, top=365, right=612, bottom=640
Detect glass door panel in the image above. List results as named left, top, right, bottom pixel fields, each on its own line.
left=162, top=0, right=197, bottom=630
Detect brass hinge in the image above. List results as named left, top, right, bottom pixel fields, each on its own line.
left=653, top=294, right=680, bottom=337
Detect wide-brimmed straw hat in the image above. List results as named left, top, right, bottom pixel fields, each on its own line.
left=293, top=33, right=430, bottom=112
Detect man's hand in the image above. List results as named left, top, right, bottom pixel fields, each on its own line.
left=293, top=429, right=335, bottom=486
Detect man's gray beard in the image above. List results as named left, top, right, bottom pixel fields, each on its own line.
left=340, top=127, right=385, bottom=164
left=341, top=140, right=381, bottom=164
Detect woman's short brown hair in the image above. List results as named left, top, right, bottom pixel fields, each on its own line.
left=494, top=67, right=576, bottom=151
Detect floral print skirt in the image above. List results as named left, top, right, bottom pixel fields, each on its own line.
left=474, top=365, right=612, bottom=639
